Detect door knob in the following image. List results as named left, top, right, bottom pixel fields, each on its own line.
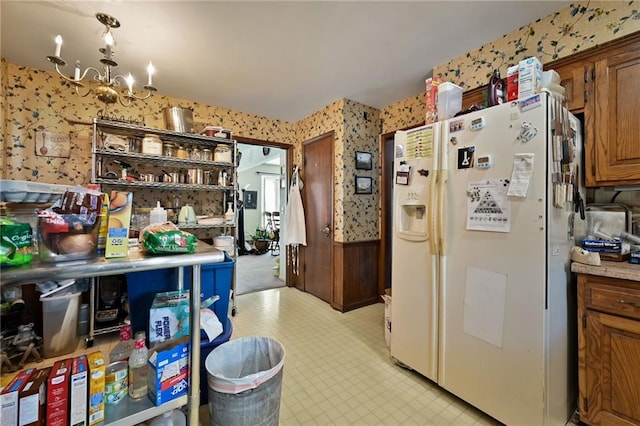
left=321, top=224, right=331, bottom=237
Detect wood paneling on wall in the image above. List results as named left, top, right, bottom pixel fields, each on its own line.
left=333, top=240, right=380, bottom=312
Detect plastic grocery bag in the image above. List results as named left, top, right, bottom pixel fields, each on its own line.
left=205, top=336, right=285, bottom=394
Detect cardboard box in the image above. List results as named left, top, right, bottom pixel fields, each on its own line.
left=518, top=56, right=543, bottom=99
left=87, top=352, right=105, bottom=426
left=147, top=338, right=189, bottom=406
left=105, top=191, right=133, bottom=258
left=149, top=291, right=191, bottom=347
left=1, top=368, right=36, bottom=426
left=425, top=77, right=443, bottom=124
left=46, top=359, right=71, bottom=426
left=506, top=65, right=519, bottom=101
left=18, top=367, right=51, bottom=426
left=69, top=355, right=88, bottom=426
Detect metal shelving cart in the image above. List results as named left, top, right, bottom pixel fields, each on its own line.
left=90, top=118, right=239, bottom=336
left=1, top=244, right=225, bottom=426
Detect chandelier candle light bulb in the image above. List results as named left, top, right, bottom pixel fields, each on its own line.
left=54, top=35, right=62, bottom=57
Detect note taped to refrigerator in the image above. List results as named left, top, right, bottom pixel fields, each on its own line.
left=507, top=153, right=534, bottom=197
left=466, top=180, right=511, bottom=232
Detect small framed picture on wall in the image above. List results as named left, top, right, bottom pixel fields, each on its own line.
left=355, top=151, right=372, bottom=170
left=244, top=190, right=258, bottom=209
left=355, top=176, right=373, bottom=194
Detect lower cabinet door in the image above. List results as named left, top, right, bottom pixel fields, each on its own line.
left=583, top=310, right=640, bottom=425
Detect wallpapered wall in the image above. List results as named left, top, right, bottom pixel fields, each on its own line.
left=380, top=0, right=640, bottom=134
left=3, top=0, right=639, bottom=244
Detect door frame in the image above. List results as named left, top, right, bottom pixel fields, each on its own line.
left=236, top=136, right=293, bottom=285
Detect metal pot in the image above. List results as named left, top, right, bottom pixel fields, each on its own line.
left=162, top=106, right=194, bottom=133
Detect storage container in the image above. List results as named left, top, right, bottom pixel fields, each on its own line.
left=40, top=288, right=82, bottom=358
left=437, top=82, right=463, bottom=120
left=125, top=253, right=234, bottom=336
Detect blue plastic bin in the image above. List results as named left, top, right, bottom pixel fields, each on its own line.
left=125, top=253, right=234, bottom=337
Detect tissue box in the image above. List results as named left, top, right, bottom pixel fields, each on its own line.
left=147, top=338, right=189, bottom=406
left=149, top=291, right=190, bottom=347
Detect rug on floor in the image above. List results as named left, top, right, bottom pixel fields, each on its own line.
left=235, top=253, right=285, bottom=295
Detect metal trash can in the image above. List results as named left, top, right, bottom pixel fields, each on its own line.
left=205, top=336, right=285, bottom=426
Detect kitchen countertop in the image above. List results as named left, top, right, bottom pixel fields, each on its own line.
left=572, top=260, right=640, bottom=282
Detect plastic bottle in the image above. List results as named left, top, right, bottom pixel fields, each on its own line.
left=150, top=201, right=167, bottom=225
left=488, top=69, right=505, bottom=106
left=109, top=324, right=134, bottom=362
left=149, top=409, right=186, bottom=426
left=225, top=202, right=234, bottom=223
left=128, top=331, right=148, bottom=399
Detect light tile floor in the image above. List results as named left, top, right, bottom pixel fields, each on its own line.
left=230, top=287, right=501, bottom=426
left=6, top=287, right=502, bottom=425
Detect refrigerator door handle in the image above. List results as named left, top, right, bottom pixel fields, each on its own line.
left=428, top=169, right=438, bottom=255
left=437, top=169, right=447, bottom=256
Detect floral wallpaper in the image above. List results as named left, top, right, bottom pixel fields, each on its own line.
left=381, top=0, right=640, bottom=134
left=3, top=0, right=640, bottom=244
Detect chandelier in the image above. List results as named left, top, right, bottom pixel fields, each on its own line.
left=46, top=12, right=157, bottom=109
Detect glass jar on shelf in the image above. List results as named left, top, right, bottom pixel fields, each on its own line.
left=176, top=145, right=188, bottom=159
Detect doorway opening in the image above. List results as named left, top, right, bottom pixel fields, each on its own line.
left=235, top=140, right=290, bottom=296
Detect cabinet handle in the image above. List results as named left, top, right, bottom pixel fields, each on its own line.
left=617, top=299, right=640, bottom=308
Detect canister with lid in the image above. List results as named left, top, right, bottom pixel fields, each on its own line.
left=142, top=134, right=163, bottom=155
left=214, top=145, right=232, bottom=163
left=202, top=148, right=212, bottom=161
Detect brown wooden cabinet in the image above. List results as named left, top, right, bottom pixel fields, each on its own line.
left=554, top=60, right=589, bottom=112
left=547, top=32, right=640, bottom=187
left=592, top=47, right=640, bottom=185
left=575, top=265, right=640, bottom=425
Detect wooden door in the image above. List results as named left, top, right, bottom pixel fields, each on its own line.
left=592, top=47, right=640, bottom=186
left=555, top=61, right=588, bottom=112
left=582, top=310, right=640, bottom=425
left=302, top=132, right=334, bottom=303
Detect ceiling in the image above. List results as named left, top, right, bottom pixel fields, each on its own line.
left=1, top=1, right=569, bottom=122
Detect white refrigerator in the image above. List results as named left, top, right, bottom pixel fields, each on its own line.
left=391, top=92, right=584, bottom=425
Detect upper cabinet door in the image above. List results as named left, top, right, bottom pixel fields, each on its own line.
left=556, top=61, right=587, bottom=112
left=592, top=48, right=640, bottom=186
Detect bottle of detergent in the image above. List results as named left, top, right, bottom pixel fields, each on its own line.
left=488, top=69, right=505, bottom=106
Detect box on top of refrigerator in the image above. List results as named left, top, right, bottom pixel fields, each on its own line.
left=425, top=77, right=443, bottom=124
left=518, top=56, right=543, bottom=99
left=18, top=367, right=51, bottom=426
